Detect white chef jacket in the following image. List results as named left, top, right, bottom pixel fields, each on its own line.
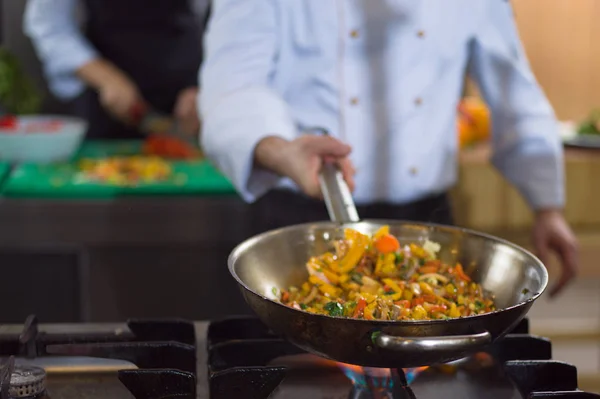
left=200, top=0, right=564, bottom=208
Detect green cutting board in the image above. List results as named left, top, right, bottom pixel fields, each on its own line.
left=0, top=162, right=9, bottom=187
left=1, top=140, right=237, bottom=198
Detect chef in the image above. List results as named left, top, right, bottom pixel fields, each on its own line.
left=200, top=0, right=578, bottom=297
left=24, top=0, right=209, bottom=139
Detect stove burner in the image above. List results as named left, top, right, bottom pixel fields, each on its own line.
left=348, top=369, right=417, bottom=399
left=206, top=316, right=600, bottom=399
left=0, top=356, right=46, bottom=399
left=8, top=366, right=46, bottom=398
left=0, top=315, right=198, bottom=399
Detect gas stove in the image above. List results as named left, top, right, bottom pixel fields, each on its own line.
left=0, top=315, right=597, bottom=399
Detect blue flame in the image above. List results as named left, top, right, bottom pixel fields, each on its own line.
left=403, top=368, right=419, bottom=385
left=341, top=366, right=422, bottom=389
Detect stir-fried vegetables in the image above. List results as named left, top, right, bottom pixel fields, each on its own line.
left=277, top=226, right=496, bottom=321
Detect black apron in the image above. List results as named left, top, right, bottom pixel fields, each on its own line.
left=250, top=190, right=455, bottom=236
left=71, top=0, right=205, bottom=139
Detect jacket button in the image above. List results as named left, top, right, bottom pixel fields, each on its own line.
left=414, top=97, right=423, bottom=106
left=350, top=97, right=359, bottom=106
left=350, top=30, right=360, bottom=39
left=417, top=30, right=425, bottom=38
left=410, top=167, right=418, bottom=176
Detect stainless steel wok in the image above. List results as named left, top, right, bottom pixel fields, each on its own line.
left=228, top=158, right=548, bottom=368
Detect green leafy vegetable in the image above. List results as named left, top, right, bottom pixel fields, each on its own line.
left=324, top=301, right=344, bottom=317
left=474, top=300, right=484, bottom=311
left=0, top=47, right=42, bottom=115
left=577, top=109, right=600, bottom=136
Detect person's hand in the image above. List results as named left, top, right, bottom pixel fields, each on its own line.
left=254, top=135, right=356, bottom=198
left=174, top=87, right=201, bottom=136
left=532, top=209, right=579, bottom=298
left=77, top=59, right=144, bottom=124
left=97, top=73, right=143, bottom=123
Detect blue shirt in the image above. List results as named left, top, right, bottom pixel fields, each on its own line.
left=200, top=0, right=564, bottom=209
left=23, top=0, right=210, bottom=100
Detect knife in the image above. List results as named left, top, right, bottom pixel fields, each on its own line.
left=130, top=102, right=174, bottom=134
left=129, top=103, right=194, bottom=145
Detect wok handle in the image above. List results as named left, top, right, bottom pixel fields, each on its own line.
left=319, top=162, right=360, bottom=223
left=307, top=127, right=360, bottom=224
left=373, top=331, right=492, bottom=354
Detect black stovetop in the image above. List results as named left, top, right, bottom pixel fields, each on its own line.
left=0, top=315, right=598, bottom=399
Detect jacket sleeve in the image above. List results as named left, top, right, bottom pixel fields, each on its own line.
left=199, top=0, right=297, bottom=203
left=23, top=0, right=98, bottom=99
left=468, top=0, right=564, bottom=210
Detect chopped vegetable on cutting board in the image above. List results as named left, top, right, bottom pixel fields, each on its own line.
left=1, top=141, right=236, bottom=198
left=76, top=156, right=172, bottom=186
left=142, top=135, right=202, bottom=160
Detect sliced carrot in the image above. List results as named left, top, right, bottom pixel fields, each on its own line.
left=374, top=234, right=400, bottom=254
left=428, top=305, right=448, bottom=313
left=419, top=266, right=439, bottom=274
left=395, top=300, right=411, bottom=308
left=455, top=263, right=472, bottom=282
left=281, top=291, right=290, bottom=302
left=412, top=297, right=425, bottom=307
left=422, top=294, right=438, bottom=303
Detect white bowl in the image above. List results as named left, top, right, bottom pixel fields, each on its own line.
left=0, top=115, right=88, bottom=164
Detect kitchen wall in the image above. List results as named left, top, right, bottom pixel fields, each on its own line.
left=513, top=0, right=600, bottom=121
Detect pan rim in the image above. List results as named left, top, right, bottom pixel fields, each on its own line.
left=228, top=219, right=549, bottom=326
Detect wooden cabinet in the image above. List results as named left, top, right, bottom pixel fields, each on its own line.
left=452, top=146, right=600, bottom=278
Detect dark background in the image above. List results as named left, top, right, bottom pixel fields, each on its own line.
left=0, top=1, right=255, bottom=324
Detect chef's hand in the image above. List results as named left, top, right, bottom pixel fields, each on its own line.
left=174, top=87, right=201, bottom=136
left=532, top=209, right=579, bottom=298
left=254, top=135, right=356, bottom=198
left=77, top=59, right=145, bottom=124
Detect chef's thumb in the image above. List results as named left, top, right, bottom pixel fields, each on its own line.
left=310, top=136, right=352, bottom=157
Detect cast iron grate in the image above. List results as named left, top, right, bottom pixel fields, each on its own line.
left=0, top=315, right=197, bottom=399
left=207, top=316, right=600, bottom=399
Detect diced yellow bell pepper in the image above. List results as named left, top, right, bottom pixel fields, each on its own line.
left=388, top=292, right=403, bottom=301
left=419, top=281, right=435, bottom=295
left=333, top=229, right=370, bottom=273
left=309, top=275, right=326, bottom=286
left=317, top=283, right=339, bottom=297
left=308, top=275, right=340, bottom=297
left=449, top=303, right=461, bottom=318
left=445, top=283, right=457, bottom=296
left=301, top=282, right=311, bottom=293
left=375, top=254, right=396, bottom=276
left=363, top=293, right=377, bottom=304
left=411, top=305, right=427, bottom=320
left=322, top=269, right=340, bottom=285
left=339, top=274, right=350, bottom=284
left=403, top=290, right=414, bottom=301
left=383, top=278, right=403, bottom=294
left=409, top=243, right=426, bottom=258
left=373, top=225, right=390, bottom=240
